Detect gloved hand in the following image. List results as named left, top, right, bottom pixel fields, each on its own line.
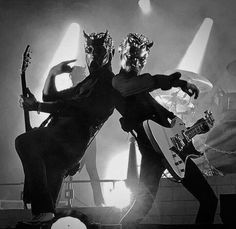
left=169, top=72, right=199, bottom=99
left=49, top=59, right=77, bottom=76
left=153, top=72, right=181, bottom=90
left=20, top=88, right=39, bottom=111
left=180, top=82, right=199, bottom=99
left=153, top=72, right=199, bottom=99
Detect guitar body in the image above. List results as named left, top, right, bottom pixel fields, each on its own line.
left=143, top=117, right=187, bottom=181
left=143, top=111, right=214, bottom=181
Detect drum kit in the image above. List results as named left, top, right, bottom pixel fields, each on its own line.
left=156, top=60, right=236, bottom=122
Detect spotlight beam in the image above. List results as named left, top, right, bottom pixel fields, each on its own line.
left=178, top=18, right=213, bottom=74
left=32, top=23, right=80, bottom=127
left=138, top=0, right=151, bottom=15
left=47, top=23, right=80, bottom=91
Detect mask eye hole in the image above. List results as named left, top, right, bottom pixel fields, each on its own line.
left=140, top=57, right=146, bottom=62
left=85, top=46, right=94, bottom=54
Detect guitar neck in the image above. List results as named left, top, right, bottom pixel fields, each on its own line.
left=21, top=71, right=28, bottom=96
left=23, top=108, right=31, bottom=132
left=185, top=122, right=205, bottom=140
left=21, top=72, right=31, bottom=132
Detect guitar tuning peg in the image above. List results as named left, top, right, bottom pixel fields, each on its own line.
left=204, top=110, right=212, bottom=115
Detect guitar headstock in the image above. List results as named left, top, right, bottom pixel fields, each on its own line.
left=21, top=45, right=31, bottom=73
left=185, top=110, right=215, bottom=139
left=204, top=110, right=215, bottom=129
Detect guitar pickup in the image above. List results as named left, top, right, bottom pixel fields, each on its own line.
left=175, top=161, right=183, bottom=166
left=171, top=135, right=185, bottom=151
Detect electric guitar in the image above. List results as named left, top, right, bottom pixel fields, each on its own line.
left=143, top=110, right=214, bottom=181
left=21, top=45, right=32, bottom=132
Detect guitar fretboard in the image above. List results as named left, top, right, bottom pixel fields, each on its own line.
left=185, top=121, right=206, bottom=139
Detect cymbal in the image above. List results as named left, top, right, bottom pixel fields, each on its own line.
left=155, top=94, right=172, bottom=107
left=226, top=60, right=236, bottom=76
left=155, top=93, right=194, bottom=110
left=166, top=69, right=213, bottom=92
left=175, top=102, right=194, bottom=114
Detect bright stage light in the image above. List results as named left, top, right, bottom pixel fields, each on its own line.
left=103, top=150, right=141, bottom=209
left=49, top=23, right=80, bottom=91
left=104, top=181, right=132, bottom=209
left=138, top=0, right=151, bottom=15
left=105, top=151, right=129, bottom=180
left=38, top=22, right=80, bottom=92
left=103, top=151, right=130, bottom=209
left=178, top=18, right=213, bottom=74
left=32, top=23, right=80, bottom=127
left=51, top=216, right=87, bottom=229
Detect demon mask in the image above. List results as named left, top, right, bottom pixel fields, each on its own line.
left=83, top=30, right=114, bottom=73
left=118, top=33, right=153, bottom=74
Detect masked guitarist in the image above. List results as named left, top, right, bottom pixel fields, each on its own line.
left=113, top=33, right=218, bottom=226
left=16, top=31, right=116, bottom=225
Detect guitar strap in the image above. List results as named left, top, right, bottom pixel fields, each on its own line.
left=148, top=96, right=175, bottom=128
left=39, top=114, right=53, bottom=128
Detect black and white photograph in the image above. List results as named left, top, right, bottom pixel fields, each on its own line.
left=0, top=0, right=236, bottom=228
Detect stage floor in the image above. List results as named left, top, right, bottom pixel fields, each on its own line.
left=0, top=208, right=232, bottom=229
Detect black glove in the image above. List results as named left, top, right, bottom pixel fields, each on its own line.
left=181, top=82, right=199, bottom=99
left=153, top=72, right=182, bottom=90
left=119, top=117, right=137, bottom=132
left=168, top=72, right=199, bottom=99
left=153, top=72, right=199, bottom=99
left=169, top=72, right=199, bottom=99
left=65, top=163, right=81, bottom=177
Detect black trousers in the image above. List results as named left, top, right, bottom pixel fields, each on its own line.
left=15, top=124, right=90, bottom=215
left=120, top=126, right=218, bottom=225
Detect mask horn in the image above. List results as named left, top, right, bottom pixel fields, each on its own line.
left=105, top=30, right=108, bottom=37
left=83, top=30, right=90, bottom=41
left=147, top=41, right=154, bottom=50
left=102, top=30, right=108, bottom=42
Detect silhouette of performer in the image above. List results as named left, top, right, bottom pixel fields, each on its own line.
left=113, top=33, right=218, bottom=226
left=16, top=30, right=115, bottom=224
left=69, top=65, right=105, bottom=206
